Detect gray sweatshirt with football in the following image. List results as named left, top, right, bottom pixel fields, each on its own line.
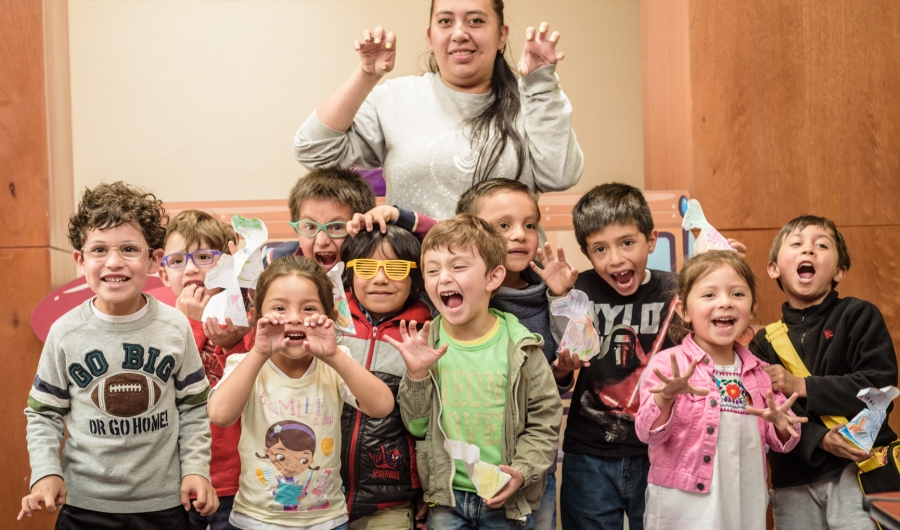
left=294, top=64, right=584, bottom=220
left=25, top=297, right=211, bottom=513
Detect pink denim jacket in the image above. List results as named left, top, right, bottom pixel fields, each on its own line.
left=635, top=334, right=800, bottom=494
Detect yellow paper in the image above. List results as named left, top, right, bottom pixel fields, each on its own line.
left=470, top=461, right=512, bottom=500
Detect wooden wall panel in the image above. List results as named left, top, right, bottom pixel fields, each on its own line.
left=640, top=0, right=694, bottom=191
left=0, top=0, right=50, bottom=248
left=0, top=249, right=53, bottom=529
left=688, top=0, right=809, bottom=230
left=0, top=0, right=68, bottom=527
left=643, top=0, right=900, bottom=470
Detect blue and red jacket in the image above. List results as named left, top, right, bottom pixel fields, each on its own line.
left=340, top=292, right=430, bottom=521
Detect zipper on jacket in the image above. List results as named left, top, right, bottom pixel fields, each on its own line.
left=347, top=324, right=378, bottom=516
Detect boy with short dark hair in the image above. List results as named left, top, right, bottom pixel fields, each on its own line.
left=393, top=215, right=562, bottom=529
left=160, top=209, right=242, bottom=530
left=271, top=166, right=434, bottom=269
left=751, top=215, right=898, bottom=529
left=21, top=182, right=217, bottom=528
left=537, top=183, right=677, bottom=530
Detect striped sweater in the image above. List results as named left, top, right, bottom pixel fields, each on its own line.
left=25, top=296, right=212, bottom=513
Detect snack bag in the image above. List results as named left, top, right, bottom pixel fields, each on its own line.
left=327, top=263, right=355, bottom=334
left=840, top=386, right=900, bottom=453
left=682, top=199, right=735, bottom=254
left=443, top=439, right=511, bottom=500
left=550, top=289, right=601, bottom=361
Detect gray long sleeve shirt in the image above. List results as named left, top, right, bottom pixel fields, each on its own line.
left=294, top=64, right=583, bottom=220
left=25, top=297, right=211, bottom=513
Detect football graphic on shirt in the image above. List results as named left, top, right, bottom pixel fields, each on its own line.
left=91, top=373, right=162, bottom=417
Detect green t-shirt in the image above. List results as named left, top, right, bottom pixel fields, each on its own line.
left=437, top=314, right=509, bottom=492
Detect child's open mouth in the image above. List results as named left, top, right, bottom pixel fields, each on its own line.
left=284, top=331, right=307, bottom=343
left=184, top=280, right=205, bottom=289
left=610, top=270, right=634, bottom=288
left=102, top=275, right=130, bottom=285
left=315, top=252, right=338, bottom=269
left=712, top=317, right=735, bottom=329
left=797, top=261, right=816, bottom=281
left=440, top=291, right=464, bottom=310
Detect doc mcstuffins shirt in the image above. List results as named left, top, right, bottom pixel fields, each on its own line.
left=222, top=350, right=354, bottom=528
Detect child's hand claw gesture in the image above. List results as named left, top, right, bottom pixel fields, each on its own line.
left=386, top=320, right=449, bottom=381
left=254, top=313, right=290, bottom=358
left=518, top=22, right=565, bottom=76
left=347, top=205, right=400, bottom=237
left=355, top=26, right=396, bottom=76
left=649, top=353, right=709, bottom=401
left=531, top=242, right=578, bottom=297
left=301, top=314, right=338, bottom=361
left=746, top=391, right=807, bottom=440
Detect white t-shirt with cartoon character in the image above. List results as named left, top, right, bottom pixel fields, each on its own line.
left=222, top=350, right=357, bottom=529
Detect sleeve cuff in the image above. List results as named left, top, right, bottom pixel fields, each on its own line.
left=519, top=64, right=559, bottom=95
left=394, top=206, right=418, bottom=232
left=181, top=467, right=211, bottom=481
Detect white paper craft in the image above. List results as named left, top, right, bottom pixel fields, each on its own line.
left=443, top=439, right=511, bottom=500
left=327, top=262, right=355, bottom=334
left=550, top=289, right=601, bottom=362
left=681, top=199, right=735, bottom=254
left=201, top=216, right=268, bottom=327
left=839, top=386, right=900, bottom=453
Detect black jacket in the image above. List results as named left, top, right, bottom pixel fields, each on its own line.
left=751, top=290, right=898, bottom=488
left=339, top=294, right=431, bottom=521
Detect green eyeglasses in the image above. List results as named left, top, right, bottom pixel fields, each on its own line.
left=347, top=259, right=417, bottom=280
left=289, top=220, right=349, bottom=239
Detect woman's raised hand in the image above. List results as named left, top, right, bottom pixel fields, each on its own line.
left=648, top=353, right=709, bottom=401
left=518, top=22, right=565, bottom=76
left=355, top=26, right=396, bottom=76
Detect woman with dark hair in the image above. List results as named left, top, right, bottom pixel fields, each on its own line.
left=294, top=0, right=583, bottom=220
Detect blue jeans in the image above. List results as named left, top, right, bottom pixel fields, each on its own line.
left=531, top=474, right=557, bottom=530
left=188, top=495, right=239, bottom=530
left=429, top=489, right=534, bottom=530
left=560, top=453, right=649, bottom=530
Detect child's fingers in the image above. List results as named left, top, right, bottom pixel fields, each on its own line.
left=525, top=26, right=536, bottom=41
left=687, top=384, right=709, bottom=396
left=668, top=353, right=681, bottom=379
left=362, top=28, right=373, bottom=43
left=180, top=487, right=191, bottom=511
left=385, top=31, right=396, bottom=51
left=548, top=31, right=561, bottom=46
left=397, top=320, right=410, bottom=341
left=780, top=391, right=800, bottom=410
left=417, top=320, right=428, bottom=338
left=786, top=423, right=801, bottom=438
left=437, top=343, right=450, bottom=356
left=652, top=367, right=672, bottom=385
left=556, top=245, right=567, bottom=262
left=372, top=26, right=385, bottom=44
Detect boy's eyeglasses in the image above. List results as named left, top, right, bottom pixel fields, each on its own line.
left=161, top=249, right=223, bottom=269
left=346, top=259, right=417, bottom=281
left=289, top=220, right=349, bottom=239
left=81, top=242, right=147, bottom=261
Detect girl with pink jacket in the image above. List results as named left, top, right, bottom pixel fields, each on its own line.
left=635, top=251, right=807, bottom=530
